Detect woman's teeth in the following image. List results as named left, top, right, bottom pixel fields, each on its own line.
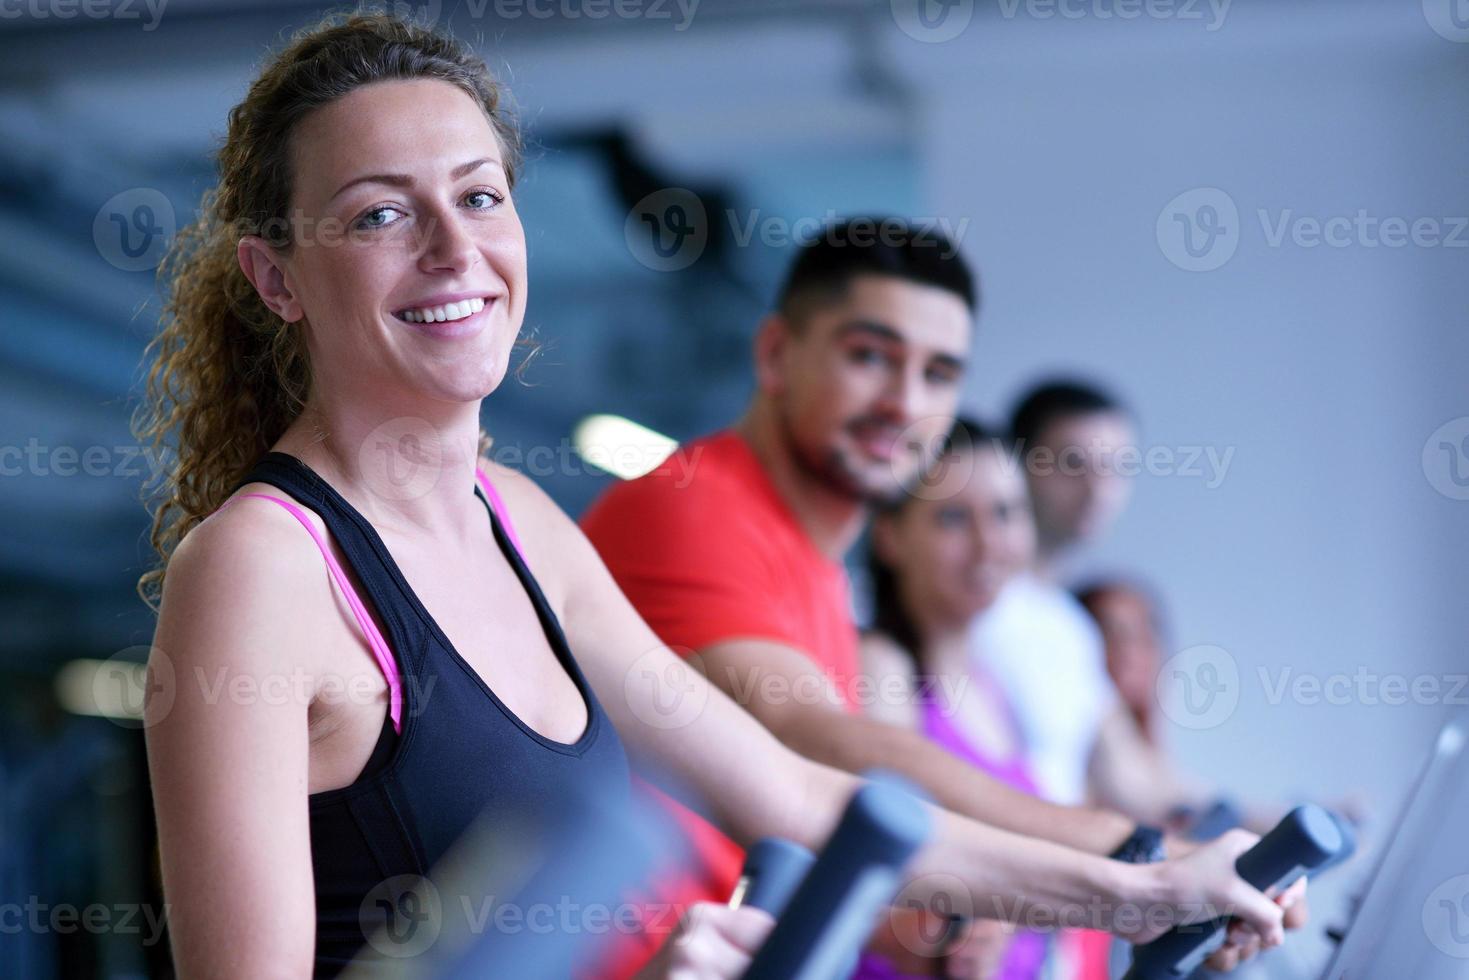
left=398, top=296, right=486, bottom=323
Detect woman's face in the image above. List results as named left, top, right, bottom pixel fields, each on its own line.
left=266, top=78, right=527, bottom=407
left=877, top=444, right=1036, bottom=626
left=1090, top=588, right=1161, bottom=709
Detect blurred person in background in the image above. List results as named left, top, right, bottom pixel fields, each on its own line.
left=971, top=380, right=1173, bottom=977
left=582, top=234, right=1306, bottom=978
left=985, top=380, right=1322, bottom=834
left=1077, top=577, right=1366, bottom=839
left=972, top=380, right=1137, bottom=813
left=1075, top=577, right=1215, bottom=831
left=859, top=417, right=1047, bottom=979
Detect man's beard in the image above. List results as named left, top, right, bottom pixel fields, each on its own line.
left=778, top=409, right=915, bottom=507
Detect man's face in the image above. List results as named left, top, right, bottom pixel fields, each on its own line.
left=767, top=274, right=972, bottom=505
left=1025, top=409, right=1138, bottom=550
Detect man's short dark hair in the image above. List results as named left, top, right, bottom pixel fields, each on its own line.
left=775, top=215, right=977, bottom=326
left=1009, top=379, right=1130, bottom=449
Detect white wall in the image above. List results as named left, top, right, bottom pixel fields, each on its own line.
left=900, top=4, right=1469, bottom=816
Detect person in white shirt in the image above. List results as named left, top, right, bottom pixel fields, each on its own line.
left=972, top=380, right=1139, bottom=809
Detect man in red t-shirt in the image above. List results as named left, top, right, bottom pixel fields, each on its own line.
left=580, top=217, right=1302, bottom=977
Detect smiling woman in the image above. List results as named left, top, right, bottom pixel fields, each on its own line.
left=127, top=11, right=780, bottom=979
left=132, top=13, right=526, bottom=591
left=126, top=11, right=1303, bottom=980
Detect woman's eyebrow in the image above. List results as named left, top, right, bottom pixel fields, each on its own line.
left=329, top=157, right=501, bottom=202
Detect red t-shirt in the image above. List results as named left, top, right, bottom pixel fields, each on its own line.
left=578, top=428, right=861, bottom=975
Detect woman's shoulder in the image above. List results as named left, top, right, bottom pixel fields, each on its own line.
left=158, top=484, right=338, bottom=675
left=174, top=482, right=327, bottom=581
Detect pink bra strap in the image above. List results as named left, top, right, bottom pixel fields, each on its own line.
left=475, top=466, right=524, bottom=558
left=212, top=493, right=403, bottom=735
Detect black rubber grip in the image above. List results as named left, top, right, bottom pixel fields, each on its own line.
left=1122, top=803, right=1344, bottom=980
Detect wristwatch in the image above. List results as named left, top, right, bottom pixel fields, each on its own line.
left=1109, top=823, right=1167, bottom=864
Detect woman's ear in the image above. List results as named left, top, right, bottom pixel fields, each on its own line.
left=236, top=235, right=303, bottom=323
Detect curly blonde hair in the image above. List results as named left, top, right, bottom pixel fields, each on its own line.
left=131, top=9, right=526, bottom=613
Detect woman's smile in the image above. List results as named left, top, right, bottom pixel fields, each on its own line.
left=389, top=291, right=501, bottom=340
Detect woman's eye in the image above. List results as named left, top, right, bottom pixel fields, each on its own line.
left=850, top=347, right=886, bottom=367
left=357, top=206, right=403, bottom=230
left=936, top=505, right=967, bottom=526
left=465, top=188, right=505, bottom=209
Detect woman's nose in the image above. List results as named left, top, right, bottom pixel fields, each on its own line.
left=419, top=209, right=479, bottom=275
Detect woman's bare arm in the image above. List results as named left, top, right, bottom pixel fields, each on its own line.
left=492, top=467, right=1289, bottom=951
left=144, top=502, right=327, bottom=978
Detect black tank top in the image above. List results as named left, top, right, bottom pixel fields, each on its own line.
left=230, top=452, right=630, bottom=976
